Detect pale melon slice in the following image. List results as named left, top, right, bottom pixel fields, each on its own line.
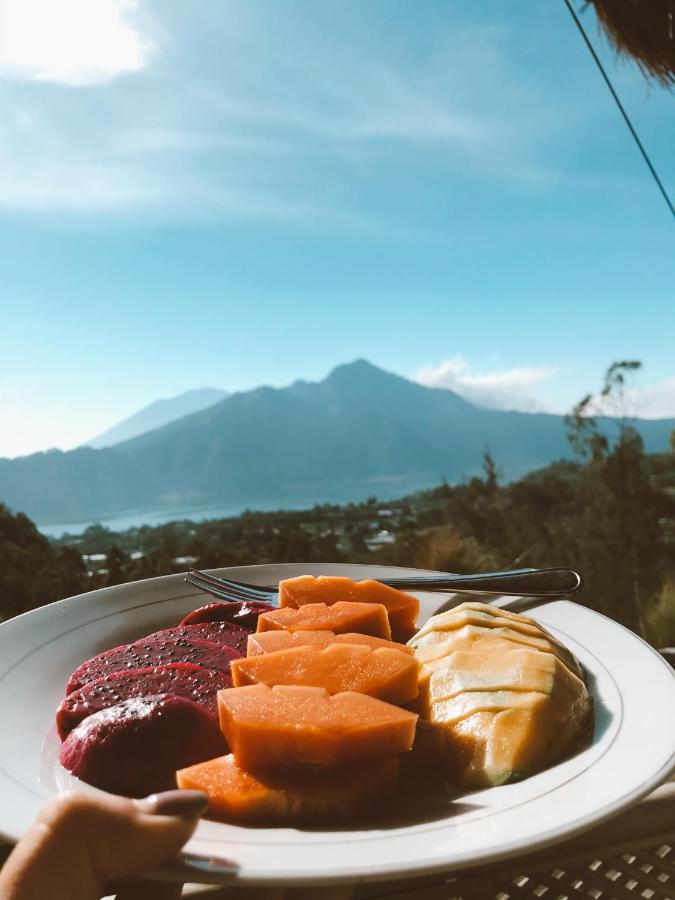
left=409, top=623, right=582, bottom=679
left=410, top=625, right=582, bottom=679
left=429, top=689, right=591, bottom=787
left=429, top=687, right=590, bottom=783
left=410, top=607, right=583, bottom=679
left=429, top=688, right=550, bottom=726
left=422, top=647, right=586, bottom=703
left=449, top=694, right=591, bottom=788
left=415, top=608, right=552, bottom=643
left=408, top=601, right=592, bottom=787
left=484, top=701, right=589, bottom=785
left=452, top=601, right=542, bottom=627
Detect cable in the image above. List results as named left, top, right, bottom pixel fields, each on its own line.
left=563, top=0, right=675, bottom=220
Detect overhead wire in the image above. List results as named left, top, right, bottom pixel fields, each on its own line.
left=562, top=0, right=675, bottom=220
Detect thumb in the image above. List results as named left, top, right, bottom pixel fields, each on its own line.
left=0, top=790, right=207, bottom=900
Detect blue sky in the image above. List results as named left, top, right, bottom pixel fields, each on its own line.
left=1, top=0, right=674, bottom=458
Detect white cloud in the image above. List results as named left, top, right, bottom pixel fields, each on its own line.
left=0, top=4, right=561, bottom=218
left=0, top=0, right=151, bottom=85
left=418, top=360, right=675, bottom=419
left=416, top=356, right=560, bottom=412
left=634, top=378, right=675, bottom=418
left=588, top=377, right=675, bottom=421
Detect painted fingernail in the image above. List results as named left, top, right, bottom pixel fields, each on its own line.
left=136, top=789, right=209, bottom=817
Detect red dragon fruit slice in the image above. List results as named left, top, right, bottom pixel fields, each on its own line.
left=57, top=662, right=231, bottom=739
left=156, top=621, right=253, bottom=655
left=179, top=599, right=275, bottom=629
left=66, top=636, right=241, bottom=695
left=59, top=693, right=227, bottom=797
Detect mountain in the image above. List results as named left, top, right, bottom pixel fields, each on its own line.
left=2, top=360, right=674, bottom=526
left=85, top=388, right=228, bottom=448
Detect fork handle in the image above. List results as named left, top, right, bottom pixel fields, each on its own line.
left=381, top=568, right=581, bottom=596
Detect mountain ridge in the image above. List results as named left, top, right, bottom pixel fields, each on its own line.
left=2, top=360, right=673, bottom=526
left=85, top=387, right=229, bottom=448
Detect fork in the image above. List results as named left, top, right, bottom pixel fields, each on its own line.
left=185, top=566, right=581, bottom=615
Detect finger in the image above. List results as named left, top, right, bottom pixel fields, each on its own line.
left=0, top=790, right=207, bottom=900
left=93, top=790, right=208, bottom=882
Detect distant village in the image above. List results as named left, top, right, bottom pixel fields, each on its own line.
left=73, top=506, right=400, bottom=580
left=52, top=493, right=422, bottom=586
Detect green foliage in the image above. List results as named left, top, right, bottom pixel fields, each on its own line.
left=0, top=504, right=88, bottom=621
left=643, top=581, right=675, bottom=648
left=561, top=362, right=665, bottom=633
left=414, top=527, right=501, bottom=575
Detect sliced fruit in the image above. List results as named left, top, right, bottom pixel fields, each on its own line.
left=151, top=621, right=253, bottom=656
left=409, top=623, right=583, bottom=678
left=422, top=647, right=586, bottom=703
left=485, top=701, right=588, bottom=784
left=231, top=643, right=419, bottom=705
left=427, top=687, right=591, bottom=785
left=429, top=681, right=590, bottom=725
left=66, top=636, right=241, bottom=695
left=59, top=694, right=227, bottom=797
left=217, top=683, right=417, bottom=772
left=57, top=662, right=233, bottom=739
left=279, top=575, right=419, bottom=642
left=415, top=607, right=555, bottom=643
left=410, top=606, right=583, bottom=678
left=437, top=710, right=493, bottom=784
left=176, top=753, right=399, bottom=825
left=430, top=688, right=552, bottom=726
left=247, top=629, right=413, bottom=657
left=441, top=699, right=592, bottom=788
left=179, top=600, right=275, bottom=629
left=452, top=601, right=542, bottom=625
left=256, top=602, right=391, bottom=640
left=408, top=600, right=592, bottom=787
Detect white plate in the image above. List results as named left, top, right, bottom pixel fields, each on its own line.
left=1, top=562, right=674, bottom=888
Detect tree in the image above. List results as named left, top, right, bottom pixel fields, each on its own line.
left=564, top=361, right=663, bottom=633
left=105, top=546, right=129, bottom=585
left=0, top=504, right=88, bottom=619
left=482, top=448, right=500, bottom=493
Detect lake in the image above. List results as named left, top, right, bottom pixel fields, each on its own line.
left=37, top=476, right=439, bottom=538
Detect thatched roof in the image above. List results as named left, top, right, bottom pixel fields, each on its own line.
left=588, top=0, right=675, bottom=85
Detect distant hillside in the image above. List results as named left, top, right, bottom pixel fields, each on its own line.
left=2, top=360, right=674, bottom=525
left=85, top=388, right=228, bottom=448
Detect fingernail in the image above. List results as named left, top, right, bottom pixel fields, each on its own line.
left=136, top=789, right=209, bottom=817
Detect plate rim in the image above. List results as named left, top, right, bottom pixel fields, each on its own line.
left=0, top=562, right=674, bottom=886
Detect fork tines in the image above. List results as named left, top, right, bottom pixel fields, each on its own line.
left=186, top=569, right=277, bottom=604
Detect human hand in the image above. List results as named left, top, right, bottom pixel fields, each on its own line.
left=0, top=789, right=207, bottom=900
